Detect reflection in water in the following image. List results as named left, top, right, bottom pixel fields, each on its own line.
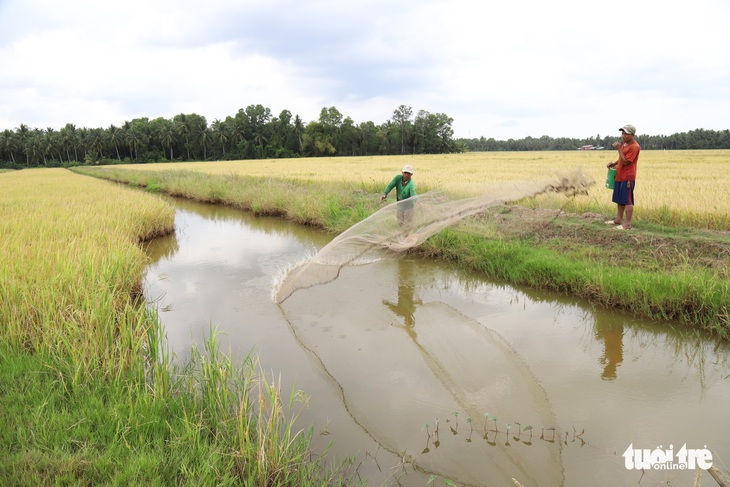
left=377, top=258, right=565, bottom=467
left=278, top=258, right=566, bottom=486
left=593, top=313, right=624, bottom=381
left=143, top=231, right=180, bottom=266
left=143, top=195, right=730, bottom=487
left=382, top=259, right=422, bottom=331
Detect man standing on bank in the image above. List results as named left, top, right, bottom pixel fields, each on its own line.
left=606, top=124, right=640, bottom=230
left=381, top=165, right=417, bottom=226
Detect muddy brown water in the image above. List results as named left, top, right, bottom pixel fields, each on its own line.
left=143, top=196, right=730, bottom=487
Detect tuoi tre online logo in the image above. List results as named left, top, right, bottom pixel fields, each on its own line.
left=623, top=443, right=713, bottom=470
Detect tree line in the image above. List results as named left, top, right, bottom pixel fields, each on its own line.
left=460, top=128, right=730, bottom=152
left=2, top=102, right=728, bottom=168
left=0, top=104, right=456, bottom=168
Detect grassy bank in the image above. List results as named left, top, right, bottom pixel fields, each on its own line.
left=97, top=150, right=730, bottom=231
left=73, top=164, right=730, bottom=338
left=0, top=169, right=355, bottom=485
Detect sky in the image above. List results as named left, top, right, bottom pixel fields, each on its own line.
left=1, top=0, right=728, bottom=140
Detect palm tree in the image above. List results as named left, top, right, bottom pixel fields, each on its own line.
left=199, top=127, right=211, bottom=160
left=15, top=124, right=30, bottom=166
left=173, top=114, right=191, bottom=160
left=230, top=115, right=248, bottom=153
left=44, top=127, right=63, bottom=164
left=0, top=129, right=18, bottom=164
left=24, top=129, right=44, bottom=166
left=76, top=127, right=89, bottom=160
left=153, top=118, right=176, bottom=160
left=117, top=123, right=129, bottom=160
left=124, top=123, right=142, bottom=162
left=86, top=128, right=105, bottom=162
left=108, top=124, right=123, bottom=161
left=192, top=115, right=208, bottom=161
left=210, top=119, right=228, bottom=158
left=60, top=123, right=79, bottom=162
left=252, top=130, right=268, bottom=159
left=293, top=115, right=304, bottom=154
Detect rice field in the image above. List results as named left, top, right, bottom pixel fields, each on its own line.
left=108, top=150, right=730, bottom=230
left=0, top=168, right=174, bottom=359
left=1, top=168, right=355, bottom=484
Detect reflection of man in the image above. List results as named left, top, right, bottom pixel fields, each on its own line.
left=594, top=313, right=624, bottom=381
left=382, top=261, right=422, bottom=333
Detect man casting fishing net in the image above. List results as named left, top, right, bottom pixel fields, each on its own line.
left=274, top=169, right=593, bottom=304
left=381, top=164, right=417, bottom=226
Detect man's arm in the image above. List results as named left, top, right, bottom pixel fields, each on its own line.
left=607, top=142, right=634, bottom=168
left=616, top=145, right=631, bottom=166
left=381, top=175, right=399, bottom=200
left=621, top=144, right=639, bottom=166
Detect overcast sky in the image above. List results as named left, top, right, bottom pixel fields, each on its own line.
left=1, top=0, right=728, bottom=140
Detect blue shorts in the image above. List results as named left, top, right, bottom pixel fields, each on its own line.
left=612, top=181, right=635, bottom=206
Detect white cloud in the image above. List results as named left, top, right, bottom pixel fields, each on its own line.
left=1, top=0, right=729, bottom=138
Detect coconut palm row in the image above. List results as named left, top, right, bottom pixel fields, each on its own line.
left=0, top=104, right=458, bottom=167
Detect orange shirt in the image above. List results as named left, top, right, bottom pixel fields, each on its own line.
left=615, top=141, right=640, bottom=182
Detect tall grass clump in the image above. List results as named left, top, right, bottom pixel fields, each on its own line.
left=0, top=168, right=357, bottom=485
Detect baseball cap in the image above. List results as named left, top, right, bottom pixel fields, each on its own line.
left=619, top=124, right=636, bottom=135
left=402, top=165, right=414, bottom=174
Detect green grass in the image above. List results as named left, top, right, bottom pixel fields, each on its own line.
left=421, top=226, right=729, bottom=335
left=0, top=327, right=356, bottom=486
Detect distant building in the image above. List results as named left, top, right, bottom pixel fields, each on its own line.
left=578, top=145, right=605, bottom=150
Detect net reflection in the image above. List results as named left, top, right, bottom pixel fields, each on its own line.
left=279, top=260, right=565, bottom=486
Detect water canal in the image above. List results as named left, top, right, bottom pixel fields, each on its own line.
left=143, top=196, right=730, bottom=487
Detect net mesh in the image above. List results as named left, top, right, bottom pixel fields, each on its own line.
left=274, top=170, right=593, bottom=303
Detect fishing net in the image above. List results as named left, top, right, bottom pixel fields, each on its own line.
left=277, top=265, right=566, bottom=486
left=274, top=170, right=593, bottom=304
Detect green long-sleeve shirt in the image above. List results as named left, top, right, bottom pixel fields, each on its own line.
left=383, top=174, right=416, bottom=202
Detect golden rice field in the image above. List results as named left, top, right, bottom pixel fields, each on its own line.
left=113, top=150, right=730, bottom=230
left=0, top=168, right=174, bottom=361
left=1, top=169, right=353, bottom=485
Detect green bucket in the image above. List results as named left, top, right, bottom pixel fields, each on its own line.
left=605, top=168, right=616, bottom=189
